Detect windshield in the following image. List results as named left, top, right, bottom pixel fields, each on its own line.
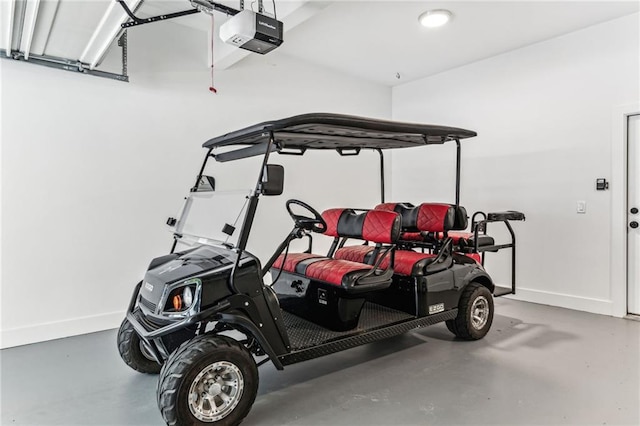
left=171, top=145, right=264, bottom=250
left=171, top=147, right=383, bottom=261
left=173, top=189, right=252, bottom=249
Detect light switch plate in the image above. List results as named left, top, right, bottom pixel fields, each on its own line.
left=577, top=201, right=587, bottom=214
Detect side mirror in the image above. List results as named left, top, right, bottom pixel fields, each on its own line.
left=262, top=164, right=284, bottom=196
left=194, top=175, right=216, bottom=192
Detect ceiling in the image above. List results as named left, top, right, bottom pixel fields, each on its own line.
left=1, top=0, right=638, bottom=86
left=281, top=1, right=640, bottom=86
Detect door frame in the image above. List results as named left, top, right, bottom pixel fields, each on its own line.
left=611, top=102, right=640, bottom=318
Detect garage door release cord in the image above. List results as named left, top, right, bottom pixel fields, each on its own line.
left=209, top=14, right=217, bottom=94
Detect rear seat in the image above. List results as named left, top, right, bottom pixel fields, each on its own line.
left=272, top=208, right=401, bottom=293
left=378, top=202, right=494, bottom=250
left=438, top=231, right=494, bottom=249
left=335, top=203, right=457, bottom=276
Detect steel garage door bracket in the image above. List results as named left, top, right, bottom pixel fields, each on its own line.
left=116, top=0, right=240, bottom=29
left=2, top=48, right=129, bottom=82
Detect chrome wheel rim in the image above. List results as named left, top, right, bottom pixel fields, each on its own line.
left=188, top=361, right=244, bottom=422
left=471, top=295, right=489, bottom=330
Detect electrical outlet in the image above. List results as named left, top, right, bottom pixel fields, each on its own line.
left=577, top=201, right=587, bottom=214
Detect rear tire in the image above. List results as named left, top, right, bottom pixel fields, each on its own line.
left=157, top=334, right=258, bottom=426
left=117, top=318, right=162, bottom=374
left=446, top=282, right=494, bottom=340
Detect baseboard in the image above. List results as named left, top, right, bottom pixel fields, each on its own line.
left=505, top=287, right=613, bottom=316
left=0, top=289, right=615, bottom=349
left=1, top=311, right=125, bottom=349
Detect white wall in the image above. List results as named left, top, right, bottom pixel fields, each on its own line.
left=0, top=22, right=390, bottom=348
left=392, top=13, right=640, bottom=316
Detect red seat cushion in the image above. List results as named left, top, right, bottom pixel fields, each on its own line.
left=334, top=245, right=374, bottom=263
left=273, top=253, right=383, bottom=291
left=335, top=246, right=438, bottom=277
left=273, top=253, right=324, bottom=273
left=379, top=250, right=437, bottom=276
left=304, top=259, right=372, bottom=287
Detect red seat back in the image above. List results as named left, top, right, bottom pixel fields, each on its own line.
left=375, top=203, right=456, bottom=232
left=321, top=209, right=401, bottom=244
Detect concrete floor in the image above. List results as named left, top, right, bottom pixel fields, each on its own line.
left=2, top=298, right=639, bottom=425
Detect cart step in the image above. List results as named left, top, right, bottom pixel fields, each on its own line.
left=280, top=304, right=457, bottom=366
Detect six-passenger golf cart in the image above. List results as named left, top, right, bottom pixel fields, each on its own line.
left=117, top=114, right=524, bottom=425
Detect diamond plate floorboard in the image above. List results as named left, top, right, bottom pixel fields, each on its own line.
left=282, top=302, right=414, bottom=350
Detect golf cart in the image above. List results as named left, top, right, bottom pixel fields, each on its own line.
left=117, top=113, right=524, bottom=425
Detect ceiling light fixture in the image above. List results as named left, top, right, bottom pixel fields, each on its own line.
left=419, top=9, right=452, bottom=28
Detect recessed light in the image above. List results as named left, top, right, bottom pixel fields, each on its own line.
left=419, top=9, right=452, bottom=28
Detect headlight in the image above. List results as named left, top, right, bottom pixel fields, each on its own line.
left=172, top=286, right=194, bottom=310
left=162, top=279, right=200, bottom=315
left=182, top=286, right=193, bottom=307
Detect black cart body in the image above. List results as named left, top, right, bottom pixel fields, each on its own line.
left=119, top=113, right=525, bottom=425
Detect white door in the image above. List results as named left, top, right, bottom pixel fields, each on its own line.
left=628, top=114, right=640, bottom=315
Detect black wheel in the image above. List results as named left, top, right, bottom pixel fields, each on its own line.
left=117, top=318, right=162, bottom=374
left=446, top=282, right=494, bottom=340
left=157, top=334, right=258, bottom=426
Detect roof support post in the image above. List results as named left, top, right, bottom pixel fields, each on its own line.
left=455, top=138, right=461, bottom=206
left=192, top=148, right=214, bottom=192
left=376, top=148, right=385, bottom=203
left=236, top=131, right=276, bottom=252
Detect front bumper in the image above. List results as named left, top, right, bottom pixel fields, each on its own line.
left=126, top=282, right=231, bottom=363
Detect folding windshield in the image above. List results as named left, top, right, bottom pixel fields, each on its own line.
left=170, top=146, right=384, bottom=259
left=173, top=189, right=252, bottom=248
left=170, top=147, right=265, bottom=250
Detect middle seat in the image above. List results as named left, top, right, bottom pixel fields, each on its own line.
left=272, top=208, right=401, bottom=293
left=334, top=203, right=457, bottom=276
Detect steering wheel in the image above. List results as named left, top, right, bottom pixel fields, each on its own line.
left=286, top=199, right=327, bottom=233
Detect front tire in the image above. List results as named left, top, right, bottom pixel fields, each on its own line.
left=157, top=334, right=258, bottom=426
left=117, top=318, right=162, bottom=374
left=446, top=282, right=494, bottom=340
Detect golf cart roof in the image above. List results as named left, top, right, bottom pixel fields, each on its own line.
left=203, top=113, right=476, bottom=151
